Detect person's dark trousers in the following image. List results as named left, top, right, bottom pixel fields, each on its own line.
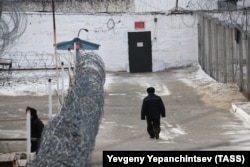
left=31, top=139, right=41, bottom=154
left=31, top=141, right=38, bottom=153
left=147, top=119, right=160, bottom=139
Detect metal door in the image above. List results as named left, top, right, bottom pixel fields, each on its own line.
left=128, top=31, right=152, bottom=73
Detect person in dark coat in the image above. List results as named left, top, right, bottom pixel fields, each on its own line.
left=141, top=87, right=166, bottom=139
left=27, top=107, right=44, bottom=153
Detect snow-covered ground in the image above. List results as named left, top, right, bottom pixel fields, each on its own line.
left=0, top=69, right=68, bottom=96
left=182, top=66, right=247, bottom=111
left=1, top=65, right=250, bottom=154
left=0, top=64, right=247, bottom=115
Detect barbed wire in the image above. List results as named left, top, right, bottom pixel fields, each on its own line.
left=27, top=51, right=105, bottom=167
left=135, top=1, right=250, bottom=33
left=4, top=51, right=74, bottom=69
left=184, top=0, right=250, bottom=33
left=0, top=51, right=74, bottom=86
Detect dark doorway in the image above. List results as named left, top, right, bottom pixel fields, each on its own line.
left=128, top=31, right=152, bottom=73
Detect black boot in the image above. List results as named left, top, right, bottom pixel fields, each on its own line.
left=155, top=133, right=159, bottom=139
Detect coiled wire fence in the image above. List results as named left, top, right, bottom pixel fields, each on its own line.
left=27, top=51, right=105, bottom=167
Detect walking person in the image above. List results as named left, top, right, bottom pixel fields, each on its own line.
left=141, top=87, right=166, bottom=139
left=26, top=107, right=44, bottom=153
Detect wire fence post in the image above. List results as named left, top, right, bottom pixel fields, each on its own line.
left=26, top=107, right=31, bottom=163
left=74, top=43, right=78, bottom=63
left=61, top=62, right=65, bottom=104
left=48, top=78, right=52, bottom=119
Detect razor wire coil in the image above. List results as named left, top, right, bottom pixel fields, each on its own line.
left=27, top=51, right=105, bottom=167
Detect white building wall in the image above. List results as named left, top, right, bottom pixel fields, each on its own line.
left=8, top=12, right=198, bottom=72
left=238, top=0, right=250, bottom=7
left=134, top=0, right=218, bottom=12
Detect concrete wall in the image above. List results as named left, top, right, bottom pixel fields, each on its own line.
left=198, top=14, right=250, bottom=95
left=7, top=12, right=198, bottom=72
left=7, top=0, right=250, bottom=14
left=8, top=0, right=134, bottom=13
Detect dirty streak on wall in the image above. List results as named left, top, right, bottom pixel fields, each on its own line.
left=8, top=0, right=135, bottom=13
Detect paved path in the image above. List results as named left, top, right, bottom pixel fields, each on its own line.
left=1, top=67, right=250, bottom=166
left=92, top=68, right=250, bottom=166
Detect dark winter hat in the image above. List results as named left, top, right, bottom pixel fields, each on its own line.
left=26, top=106, right=38, bottom=117
left=147, top=87, right=155, bottom=94
left=30, top=108, right=37, bottom=116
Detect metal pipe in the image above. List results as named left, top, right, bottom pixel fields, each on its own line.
left=26, top=107, right=31, bottom=162
left=77, top=28, right=88, bottom=38
left=52, top=0, right=58, bottom=68
left=48, top=78, right=52, bottom=119
left=74, top=42, right=77, bottom=63
left=61, top=62, right=64, bottom=104
left=0, top=138, right=26, bottom=141
left=52, top=0, right=60, bottom=111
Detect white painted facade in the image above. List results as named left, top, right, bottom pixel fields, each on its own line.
left=7, top=12, right=198, bottom=72
left=7, top=0, right=250, bottom=72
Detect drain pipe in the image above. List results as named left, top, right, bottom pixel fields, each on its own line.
left=26, top=107, right=31, bottom=162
